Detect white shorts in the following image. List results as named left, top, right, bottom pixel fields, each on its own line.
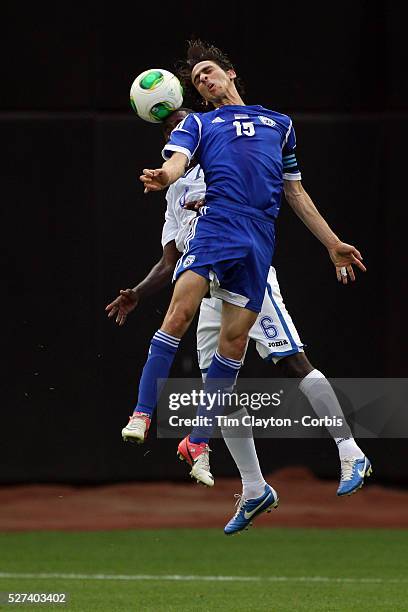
left=197, top=266, right=304, bottom=371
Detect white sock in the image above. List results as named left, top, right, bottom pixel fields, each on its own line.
left=335, top=437, right=365, bottom=460
left=221, top=407, right=266, bottom=500
left=299, top=369, right=364, bottom=460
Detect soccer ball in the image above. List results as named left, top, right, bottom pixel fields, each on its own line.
left=130, top=69, right=183, bottom=123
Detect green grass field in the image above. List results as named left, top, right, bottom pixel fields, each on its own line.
left=0, top=529, right=407, bottom=611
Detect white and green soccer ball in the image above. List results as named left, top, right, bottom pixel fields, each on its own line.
left=130, top=68, right=184, bottom=123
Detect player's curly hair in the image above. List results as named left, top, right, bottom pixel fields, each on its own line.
left=176, top=39, right=245, bottom=110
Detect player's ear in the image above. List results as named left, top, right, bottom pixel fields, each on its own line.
left=227, top=69, right=236, bottom=81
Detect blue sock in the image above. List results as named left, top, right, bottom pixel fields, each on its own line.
left=190, top=350, right=241, bottom=443
left=134, top=330, right=180, bottom=417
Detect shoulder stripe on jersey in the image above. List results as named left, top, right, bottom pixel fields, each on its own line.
left=172, top=115, right=198, bottom=137
left=173, top=116, right=188, bottom=132
left=190, top=114, right=202, bottom=158
left=282, top=119, right=293, bottom=149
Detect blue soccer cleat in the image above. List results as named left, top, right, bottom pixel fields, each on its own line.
left=224, top=484, right=279, bottom=536
left=337, top=456, right=373, bottom=496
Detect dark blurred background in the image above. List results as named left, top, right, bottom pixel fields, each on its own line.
left=2, top=1, right=407, bottom=484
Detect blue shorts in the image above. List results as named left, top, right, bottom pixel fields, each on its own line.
left=173, top=206, right=275, bottom=313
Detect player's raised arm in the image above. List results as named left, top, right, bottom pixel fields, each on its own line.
left=140, top=152, right=188, bottom=193
left=143, top=110, right=202, bottom=195
left=283, top=179, right=367, bottom=284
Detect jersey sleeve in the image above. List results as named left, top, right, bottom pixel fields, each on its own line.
left=162, top=114, right=202, bottom=163
left=282, top=120, right=302, bottom=181
left=161, top=187, right=179, bottom=248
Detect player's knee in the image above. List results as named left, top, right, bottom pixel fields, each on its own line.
left=278, top=352, right=314, bottom=378
left=219, top=333, right=248, bottom=360
left=233, top=334, right=248, bottom=356
left=164, top=306, right=195, bottom=336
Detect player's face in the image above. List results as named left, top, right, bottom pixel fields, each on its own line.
left=191, top=61, right=236, bottom=103
left=162, top=110, right=188, bottom=142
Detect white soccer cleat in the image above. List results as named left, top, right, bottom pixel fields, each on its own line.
left=121, top=412, right=151, bottom=444
left=177, top=435, right=214, bottom=487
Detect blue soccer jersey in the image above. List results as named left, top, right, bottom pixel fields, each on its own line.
left=163, top=105, right=301, bottom=222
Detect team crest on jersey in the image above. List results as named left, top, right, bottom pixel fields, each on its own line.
left=259, top=116, right=276, bottom=127
left=183, top=255, right=196, bottom=268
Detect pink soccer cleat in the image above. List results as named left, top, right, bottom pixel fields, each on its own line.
left=177, top=435, right=214, bottom=487
left=121, top=412, right=151, bottom=444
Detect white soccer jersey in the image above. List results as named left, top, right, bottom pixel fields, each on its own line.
left=161, top=165, right=206, bottom=252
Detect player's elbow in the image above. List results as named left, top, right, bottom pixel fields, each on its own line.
left=155, top=259, right=175, bottom=281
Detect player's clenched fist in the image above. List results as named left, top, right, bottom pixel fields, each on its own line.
left=140, top=168, right=170, bottom=193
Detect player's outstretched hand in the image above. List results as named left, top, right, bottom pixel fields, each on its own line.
left=105, top=289, right=139, bottom=326
left=140, top=168, right=169, bottom=193
left=328, top=241, right=367, bottom=284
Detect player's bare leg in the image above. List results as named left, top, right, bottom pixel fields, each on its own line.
left=161, top=271, right=210, bottom=337
left=218, top=301, right=258, bottom=360
left=275, top=352, right=313, bottom=379
left=122, top=271, right=209, bottom=443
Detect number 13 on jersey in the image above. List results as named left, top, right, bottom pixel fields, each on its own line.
left=233, top=120, right=255, bottom=137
